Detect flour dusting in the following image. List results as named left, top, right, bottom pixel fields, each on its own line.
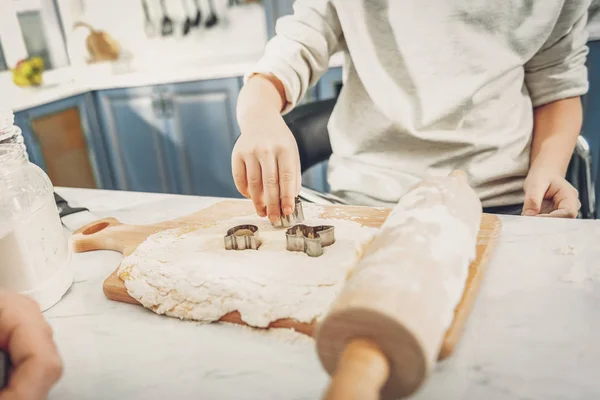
left=233, top=324, right=314, bottom=345
left=118, top=203, right=377, bottom=328
left=556, top=245, right=577, bottom=256
left=560, top=261, right=588, bottom=285
left=559, top=260, right=600, bottom=285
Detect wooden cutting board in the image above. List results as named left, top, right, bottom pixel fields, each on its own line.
left=71, top=199, right=501, bottom=360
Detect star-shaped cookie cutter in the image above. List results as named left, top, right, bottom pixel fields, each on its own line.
left=285, top=224, right=336, bottom=257
left=271, top=197, right=305, bottom=228
left=224, top=224, right=261, bottom=250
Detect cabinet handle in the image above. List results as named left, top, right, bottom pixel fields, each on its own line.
left=162, top=95, right=173, bottom=119
left=151, top=95, right=164, bottom=118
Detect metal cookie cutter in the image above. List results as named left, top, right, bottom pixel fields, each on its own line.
left=285, top=224, right=335, bottom=257
left=271, top=197, right=305, bottom=228
left=224, top=225, right=261, bottom=250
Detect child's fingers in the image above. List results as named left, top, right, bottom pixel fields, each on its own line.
left=232, top=156, right=249, bottom=198
left=245, top=157, right=266, bottom=217
left=296, top=153, right=302, bottom=197
left=549, top=184, right=580, bottom=219
left=2, top=333, right=62, bottom=400
left=261, top=155, right=281, bottom=222
left=522, top=180, right=547, bottom=216
left=278, top=151, right=297, bottom=216
left=0, top=292, right=62, bottom=400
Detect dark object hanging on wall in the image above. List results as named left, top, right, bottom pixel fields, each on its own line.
left=181, top=0, right=193, bottom=35
left=205, top=0, right=218, bottom=28
left=159, top=0, right=174, bottom=36
left=192, top=0, right=202, bottom=28
left=141, top=0, right=157, bottom=37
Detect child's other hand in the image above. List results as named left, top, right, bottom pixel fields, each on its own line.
left=232, top=109, right=301, bottom=222
left=521, top=171, right=580, bottom=218
left=0, top=290, right=63, bottom=400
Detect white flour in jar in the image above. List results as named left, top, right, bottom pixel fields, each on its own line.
left=0, top=198, right=68, bottom=292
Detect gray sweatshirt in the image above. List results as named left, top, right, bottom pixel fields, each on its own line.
left=247, top=0, right=590, bottom=207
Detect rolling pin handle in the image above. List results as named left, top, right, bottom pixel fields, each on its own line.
left=324, top=338, right=391, bottom=400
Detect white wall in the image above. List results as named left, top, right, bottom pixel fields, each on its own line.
left=58, top=0, right=268, bottom=70
left=0, top=3, right=29, bottom=67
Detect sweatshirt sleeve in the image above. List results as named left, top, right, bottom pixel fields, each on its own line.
left=524, top=4, right=590, bottom=107
left=245, top=0, right=343, bottom=114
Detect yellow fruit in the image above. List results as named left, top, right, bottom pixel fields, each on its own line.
left=18, top=62, right=33, bottom=77
left=11, top=57, right=44, bottom=87
left=30, top=57, right=44, bottom=70
left=12, top=74, right=30, bottom=87
left=30, top=74, right=42, bottom=86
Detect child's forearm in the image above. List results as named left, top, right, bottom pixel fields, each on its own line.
left=237, top=74, right=287, bottom=130
left=530, top=97, right=583, bottom=176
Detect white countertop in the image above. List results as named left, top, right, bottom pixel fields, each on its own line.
left=4, top=52, right=345, bottom=113
left=48, top=187, right=600, bottom=400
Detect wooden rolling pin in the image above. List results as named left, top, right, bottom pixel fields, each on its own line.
left=315, top=170, right=482, bottom=400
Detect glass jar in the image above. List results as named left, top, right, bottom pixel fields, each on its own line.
left=0, top=109, right=26, bottom=152
left=0, top=143, right=72, bottom=311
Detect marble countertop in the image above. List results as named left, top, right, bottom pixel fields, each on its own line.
left=5, top=52, right=345, bottom=113
left=48, top=187, right=600, bottom=400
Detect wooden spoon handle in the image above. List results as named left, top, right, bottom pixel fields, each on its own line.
left=324, top=339, right=390, bottom=400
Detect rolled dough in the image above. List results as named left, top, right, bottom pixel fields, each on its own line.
left=117, top=205, right=378, bottom=327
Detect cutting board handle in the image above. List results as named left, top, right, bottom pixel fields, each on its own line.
left=71, top=217, right=126, bottom=253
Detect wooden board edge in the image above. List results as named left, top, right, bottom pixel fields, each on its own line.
left=437, top=214, right=502, bottom=360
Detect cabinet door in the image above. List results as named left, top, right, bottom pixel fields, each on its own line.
left=164, top=78, right=242, bottom=198
left=95, top=87, right=173, bottom=193
left=582, top=40, right=600, bottom=213
left=263, top=0, right=296, bottom=38
left=14, top=94, right=112, bottom=189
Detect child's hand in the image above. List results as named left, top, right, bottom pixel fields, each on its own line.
left=521, top=170, right=580, bottom=218
left=0, top=290, right=63, bottom=400
left=232, top=109, right=301, bottom=222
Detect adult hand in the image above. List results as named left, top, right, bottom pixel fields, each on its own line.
left=0, top=291, right=62, bottom=400
left=521, top=170, right=580, bottom=218
left=233, top=75, right=301, bottom=222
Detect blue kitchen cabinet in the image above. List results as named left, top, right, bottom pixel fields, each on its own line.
left=14, top=94, right=113, bottom=189
left=94, top=77, right=243, bottom=198
left=582, top=40, right=600, bottom=212
left=162, top=78, right=243, bottom=198
left=317, top=67, right=343, bottom=100
left=262, top=0, right=295, bottom=39
left=95, top=86, right=174, bottom=194
left=92, top=68, right=344, bottom=197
